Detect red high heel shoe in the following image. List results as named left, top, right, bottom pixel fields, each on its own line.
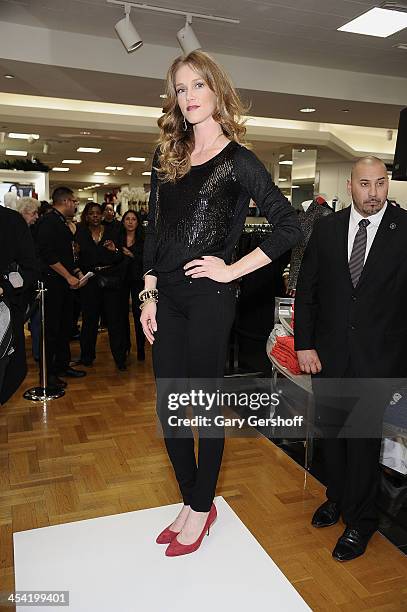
left=156, top=525, right=179, bottom=544
left=165, top=504, right=217, bottom=557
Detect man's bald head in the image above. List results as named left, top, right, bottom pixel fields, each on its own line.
left=351, top=156, right=387, bottom=181
left=348, top=156, right=389, bottom=217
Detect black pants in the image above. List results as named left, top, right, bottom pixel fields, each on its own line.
left=80, top=277, right=126, bottom=366
left=153, top=274, right=236, bottom=512
left=43, top=275, right=72, bottom=377
left=314, top=368, right=384, bottom=535
left=121, top=280, right=145, bottom=357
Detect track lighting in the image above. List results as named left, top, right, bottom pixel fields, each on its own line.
left=114, top=3, right=143, bottom=52
left=107, top=1, right=239, bottom=53
left=177, top=16, right=201, bottom=55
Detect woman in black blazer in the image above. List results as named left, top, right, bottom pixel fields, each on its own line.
left=119, top=210, right=145, bottom=361
left=75, top=203, right=127, bottom=370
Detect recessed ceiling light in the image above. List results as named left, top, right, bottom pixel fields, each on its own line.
left=342, top=109, right=350, bottom=113
left=299, top=108, right=316, bottom=113
left=52, top=167, right=70, bottom=172
left=394, top=43, right=407, bottom=49
left=80, top=131, right=91, bottom=135
left=160, top=94, right=167, bottom=99
left=127, top=156, right=146, bottom=162
left=93, top=184, right=101, bottom=187
left=105, top=166, right=124, bottom=171
left=87, top=197, right=93, bottom=200
left=142, top=171, right=151, bottom=176
left=300, top=148, right=306, bottom=153
left=338, top=7, right=407, bottom=38
left=279, top=160, right=293, bottom=166
left=8, top=132, right=40, bottom=140
left=94, top=172, right=110, bottom=176
left=62, top=159, right=82, bottom=164
left=279, top=178, right=288, bottom=182
left=78, top=189, right=83, bottom=192
left=4, top=74, right=14, bottom=79
left=291, top=185, right=300, bottom=189
left=77, top=147, right=101, bottom=153
left=6, top=150, right=27, bottom=156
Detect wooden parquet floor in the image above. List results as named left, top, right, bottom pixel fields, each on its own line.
left=1, top=331, right=407, bottom=611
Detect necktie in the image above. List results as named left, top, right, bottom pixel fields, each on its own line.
left=349, top=218, right=370, bottom=287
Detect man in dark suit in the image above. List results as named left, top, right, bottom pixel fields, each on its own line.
left=0, top=206, right=38, bottom=404
left=294, top=156, right=407, bottom=561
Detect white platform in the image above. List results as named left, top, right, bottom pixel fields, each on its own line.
left=14, top=497, right=310, bottom=612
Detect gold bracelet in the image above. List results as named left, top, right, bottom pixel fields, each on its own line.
left=139, top=288, right=158, bottom=302
left=139, top=297, right=158, bottom=311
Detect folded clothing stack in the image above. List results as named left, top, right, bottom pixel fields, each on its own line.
left=270, top=334, right=302, bottom=375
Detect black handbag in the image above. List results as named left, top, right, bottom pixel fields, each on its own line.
left=95, top=271, right=121, bottom=290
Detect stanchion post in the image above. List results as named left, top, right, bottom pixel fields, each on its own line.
left=23, top=281, right=65, bottom=401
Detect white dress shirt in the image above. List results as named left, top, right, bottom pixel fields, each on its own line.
left=348, top=201, right=388, bottom=264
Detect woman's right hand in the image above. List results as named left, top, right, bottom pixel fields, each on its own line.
left=140, top=301, right=157, bottom=344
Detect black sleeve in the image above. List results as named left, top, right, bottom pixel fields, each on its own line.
left=235, top=147, right=302, bottom=260
left=293, top=222, right=320, bottom=351
left=1, top=214, right=38, bottom=303
left=142, top=149, right=159, bottom=277
left=36, top=217, right=60, bottom=266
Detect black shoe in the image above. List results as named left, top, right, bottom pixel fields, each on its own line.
left=116, top=362, right=127, bottom=371
left=312, top=500, right=341, bottom=528
left=74, top=359, right=94, bottom=367
left=57, top=367, right=86, bottom=378
left=332, top=527, right=372, bottom=562
left=47, top=375, right=67, bottom=388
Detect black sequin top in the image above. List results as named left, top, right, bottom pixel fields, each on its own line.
left=143, top=141, right=301, bottom=276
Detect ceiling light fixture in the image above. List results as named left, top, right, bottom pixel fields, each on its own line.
left=291, top=185, right=300, bottom=189
left=52, top=167, right=70, bottom=172
left=142, top=171, right=152, bottom=176
left=279, top=160, right=293, bottom=166
left=279, top=178, right=288, bottom=182
left=338, top=6, right=407, bottom=37
left=4, top=74, right=14, bottom=79
left=42, top=143, right=50, bottom=154
left=63, top=159, right=82, bottom=164
left=107, top=1, right=239, bottom=54
left=94, top=172, right=110, bottom=176
left=114, top=2, right=143, bottom=52
left=6, top=150, right=27, bottom=156
left=105, top=165, right=124, bottom=170
left=80, top=131, right=91, bottom=135
left=77, top=147, right=101, bottom=153
left=127, top=156, right=146, bottom=162
left=8, top=133, right=40, bottom=140
left=177, top=15, right=201, bottom=55
left=394, top=42, right=407, bottom=49
left=299, top=108, right=316, bottom=113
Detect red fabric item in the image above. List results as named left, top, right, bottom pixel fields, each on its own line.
left=270, top=335, right=302, bottom=375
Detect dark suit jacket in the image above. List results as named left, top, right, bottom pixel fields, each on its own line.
left=294, top=204, right=407, bottom=378
left=0, top=207, right=38, bottom=403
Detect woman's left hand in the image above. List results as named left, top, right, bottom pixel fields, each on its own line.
left=184, top=256, right=234, bottom=283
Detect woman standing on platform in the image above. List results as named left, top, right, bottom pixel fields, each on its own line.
left=140, top=50, right=301, bottom=557
left=119, top=210, right=145, bottom=361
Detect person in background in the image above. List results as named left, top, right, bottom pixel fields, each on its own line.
left=119, top=210, right=145, bottom=361
left=0, top=206, right=38, bottom=403
left=102, top=202, right=121, bottom=235
left=76, top=203, right=127, bottom=370
left=36, top=187, right=87, bottom=388
left=16, top=197, right=39, bottom=226
left=295, top=156, right=407, bottom=561
left=15, top=197, right=41, bottom=361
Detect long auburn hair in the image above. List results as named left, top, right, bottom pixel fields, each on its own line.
left=157, top=50, right=248, bottom=183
